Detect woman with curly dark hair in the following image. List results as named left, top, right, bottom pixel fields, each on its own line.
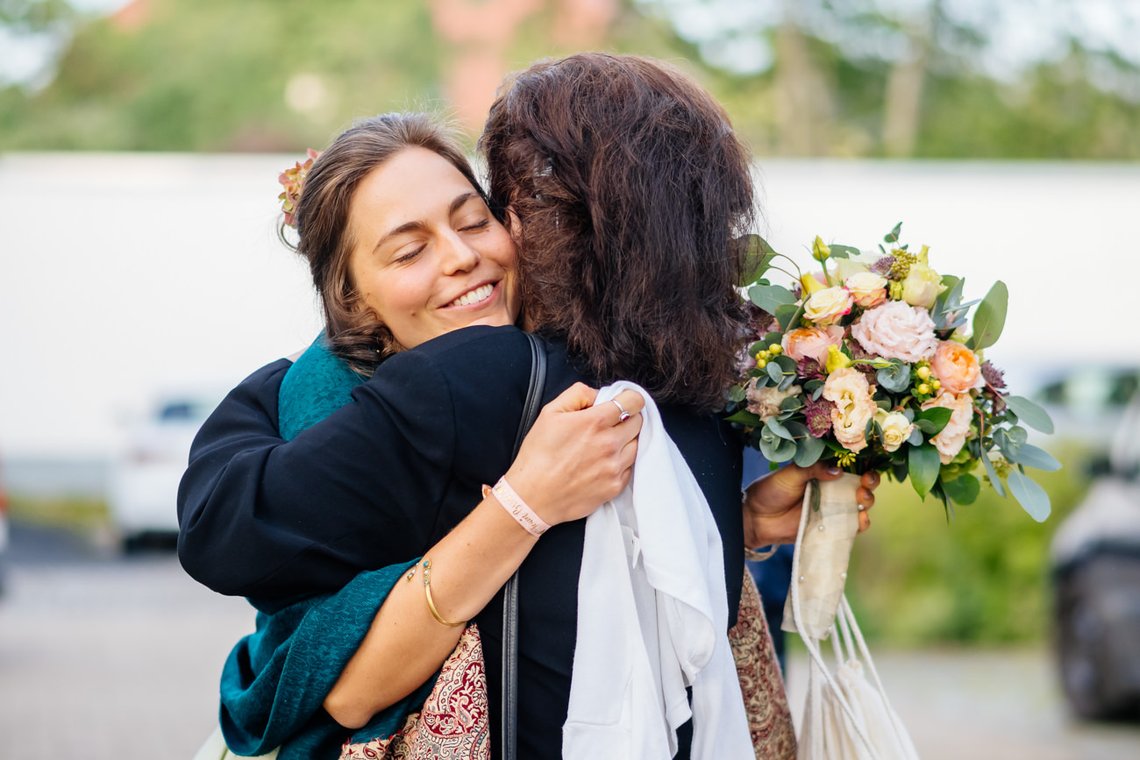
left=180, top=54, right=877, bottom=759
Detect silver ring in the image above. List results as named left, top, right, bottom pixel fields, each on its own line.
left=610, top=398, right=631, bottom=423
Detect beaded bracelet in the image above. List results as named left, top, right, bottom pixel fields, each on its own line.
left=407, top=558, right=465, bottom=628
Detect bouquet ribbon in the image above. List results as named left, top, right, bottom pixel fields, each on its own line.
left=781, top=473, right=862, bottom=641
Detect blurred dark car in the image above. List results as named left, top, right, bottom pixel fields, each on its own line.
left=0, top=457, right=9, bottom=595
left=1051, top=396, right=1140, bottom=721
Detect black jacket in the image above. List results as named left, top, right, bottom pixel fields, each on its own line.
left=177, top=325, right=744, bottom=758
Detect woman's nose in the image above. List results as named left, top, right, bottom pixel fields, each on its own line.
left=438, top=230, right=479, bottom=274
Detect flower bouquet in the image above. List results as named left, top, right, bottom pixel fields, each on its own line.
left=728, top=223, right=1058, bottom=637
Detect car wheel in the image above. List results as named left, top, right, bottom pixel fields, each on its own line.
left=1055, top=553, right=1140, bottom=721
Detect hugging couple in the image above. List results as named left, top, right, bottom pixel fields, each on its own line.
left=181, top=52, right=878, bottom=760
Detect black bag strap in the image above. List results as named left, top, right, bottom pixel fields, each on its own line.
left=502, top=332, right=546, bottom=760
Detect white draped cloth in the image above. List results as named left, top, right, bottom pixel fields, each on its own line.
left=563, top=382, right=753, bottom=759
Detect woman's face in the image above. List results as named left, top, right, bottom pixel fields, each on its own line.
left=347, top=147, right=520, bottom=350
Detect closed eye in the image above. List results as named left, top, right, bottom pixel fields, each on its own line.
left=459, top=219, right=490, bottom=233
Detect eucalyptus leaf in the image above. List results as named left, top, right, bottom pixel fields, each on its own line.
left=784, top=420, right=809, bottom=438
left=1004, top=395, right=1055, bottom=434
left=765, top=417, right=795, bottom=441
left=907, top=427, right=924, bottom=446
left=727, top=384, right=746, bottom=403
left=766, top=362, right=784, bottom=384
left=1007, top=469, right=1051, bottom=522
left=942, top=473, right=981, bottom=505
left=908, top=443, right=941, bottom=499
left=980, top=452, right=1006, bottom=498
left=775, top=302, right=805, bottom=332
left=794, top=435, right=826, bottom=467
left=761, top=436, right=797, bottom=463
left=829, top=244, right=860, bottom=259
left=876, top=362, right=912, bottom=393
left=884, top=222, right=902, bottom=243
left=749, top=284, right=796, bottom=316
left=1007, top=443, right=1062, bottom=472
left=968, top=280, right=1008, bottom=351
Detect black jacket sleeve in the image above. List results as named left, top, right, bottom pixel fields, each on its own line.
left=177, top=350, right=459, bottom=605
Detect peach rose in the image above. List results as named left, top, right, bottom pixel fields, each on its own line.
left=782, top=325, right=845, bottom=365
left=803, top=286, right=854, bottom=325
left=850, top=301, right=938, bottom=363
left=844, top=271, right=888, bottom=308
left=930, top=340, right=981, bottom=395
left=922, top=391, right=975, bottom=464
left=823, top=367, right=876, bottom=453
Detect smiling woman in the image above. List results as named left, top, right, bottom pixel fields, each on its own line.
left=287, top=113, right=523, bottom=375
left=346, top=147, right=520, bottom=350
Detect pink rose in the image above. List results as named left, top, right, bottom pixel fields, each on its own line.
left=782, top=325, right=845, bottom=366
left=922, top=391, right=975, bottom=464
left=850, top=301, right=938, bottom=363
left=823, top=367, right=876, bottom=453
left=930, top=341, right=982, bottom=395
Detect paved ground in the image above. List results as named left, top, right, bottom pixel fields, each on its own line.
left=1, top=522, right=1137, bottom=759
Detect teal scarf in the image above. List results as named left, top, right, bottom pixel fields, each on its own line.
left=219, top=335, right=423, bottom=759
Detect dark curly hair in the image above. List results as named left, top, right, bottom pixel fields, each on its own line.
left=288, top=113, right=490, bottom=377
left=480, top=53, right=754, bottom=410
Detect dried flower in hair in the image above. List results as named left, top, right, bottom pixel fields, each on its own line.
left=278, top=148, right=320, bottom=228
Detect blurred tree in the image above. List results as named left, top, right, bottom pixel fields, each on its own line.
left=1, top=0, right=1138, bottom=157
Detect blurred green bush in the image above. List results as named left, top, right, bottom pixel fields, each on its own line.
left=846, top=442, right=1093, bottom=645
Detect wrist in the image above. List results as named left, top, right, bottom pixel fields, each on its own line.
left=485, top=477, right=551, bottom=537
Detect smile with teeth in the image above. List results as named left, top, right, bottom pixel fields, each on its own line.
left=448, top=282, right=495, bottom=308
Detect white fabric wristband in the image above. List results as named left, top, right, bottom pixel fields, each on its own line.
left=487, top=477, right=551, bottom=537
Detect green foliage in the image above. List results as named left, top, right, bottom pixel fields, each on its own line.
left=847, top=443, right=1092, bottom=645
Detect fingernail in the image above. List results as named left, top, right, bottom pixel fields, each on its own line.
left=827, top=466, right=841, bottom=475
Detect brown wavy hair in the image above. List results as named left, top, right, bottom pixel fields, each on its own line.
left=287, top=113, right=490, bottom=376
left=480, top=53, right=755, bottom=410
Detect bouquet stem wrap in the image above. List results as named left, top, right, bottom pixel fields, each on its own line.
left=781, top=473, right=862, bottom=641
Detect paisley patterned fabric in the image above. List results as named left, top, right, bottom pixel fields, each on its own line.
left=339, top=624, right=491, bottom=760
left=339, top=571, right=795, bottom=760
left=730, top=566, right=799, bottom=759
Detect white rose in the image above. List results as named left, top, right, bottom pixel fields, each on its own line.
left=803, top=286, right=854, bottom=325
left=876, top=410, right=914, bottom=453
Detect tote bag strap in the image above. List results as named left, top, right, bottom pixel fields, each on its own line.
left=502, top=331, right=547, bottom=760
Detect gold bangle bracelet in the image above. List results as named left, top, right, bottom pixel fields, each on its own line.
left=420, top=558, right=465, bottom=628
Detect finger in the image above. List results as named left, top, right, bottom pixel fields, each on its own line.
left=856, top=487, right=875, bottom=511
left=618, top=436, right=638, bottom=469
left=546, top=382, right=598, bottom=413
left=613, top=389, right=645, bottom=416
left=858, top=511, right=871, bottom=534
left=861, top=471, right=881, bottom=490
left=810, top=462, right=844, bottom=482
left=613, top=411, right=643, bottom=445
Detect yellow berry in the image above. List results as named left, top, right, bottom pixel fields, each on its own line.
left=768, top=344, right=782, bottom=355
left=756, top=359, right=768, bottom=369
left=931, top=379, right=941, bottom=390
left=916, top=366, right=931, bottom=380
left=917, top=383, right=931, bottom=395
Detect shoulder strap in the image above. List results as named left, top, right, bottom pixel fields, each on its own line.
left=502, top=332, right=546, bottom=760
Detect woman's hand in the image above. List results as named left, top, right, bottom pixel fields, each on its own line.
left=503, top=383, right=643, bottom=526
left=743, top=464, right=880, bottom=547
